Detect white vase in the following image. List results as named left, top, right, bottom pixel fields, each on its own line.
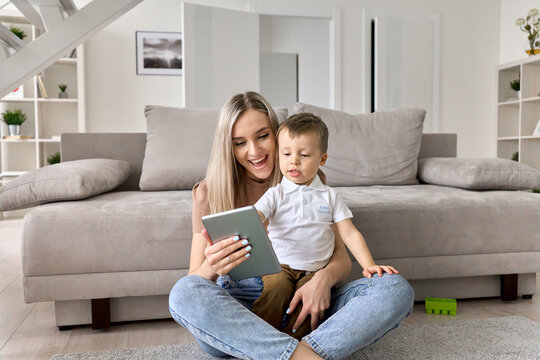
left=8, top=125, right=20, bottom=136
left=517, top=90, right=521, bottom=99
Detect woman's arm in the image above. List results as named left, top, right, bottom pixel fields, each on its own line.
left=287, top=225, right=352, bottom=332
left=188, top=232, right=215, bottom=279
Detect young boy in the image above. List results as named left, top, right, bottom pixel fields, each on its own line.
left=253, top=112, right=399, bottom=339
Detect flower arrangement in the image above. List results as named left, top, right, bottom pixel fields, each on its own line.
left=516, top=8, right=540, bottom=55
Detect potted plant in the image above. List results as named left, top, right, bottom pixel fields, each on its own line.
left=1, top=108, right=27, bottom=136
left=47, top=152, right=61, bottom=165
left=58, top=84, right=68, bottom=98
left=510, top=79, right=520, bottom=99
left=511, top=151, right=519, bottom=162
left=9, top=25, right=26, bottom=40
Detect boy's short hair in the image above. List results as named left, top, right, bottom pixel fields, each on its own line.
left=278, top=112, right=329, bottom=153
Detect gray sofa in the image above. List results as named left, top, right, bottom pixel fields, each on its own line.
left=9, top=104, right=539, bottom=330
left=16, top=131, right=539, bottom=330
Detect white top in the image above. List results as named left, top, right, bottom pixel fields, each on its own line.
left=255, top=175, right=353, bottom=271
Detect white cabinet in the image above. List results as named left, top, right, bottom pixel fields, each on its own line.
left=497, top=56, right=540, bottom=170
left=0, top=20, right=85, bottom=178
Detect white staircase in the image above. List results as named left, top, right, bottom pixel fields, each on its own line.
left=0, top=0, right=143, bottom=98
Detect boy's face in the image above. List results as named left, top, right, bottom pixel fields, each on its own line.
left=278, top=129, right=327, bottom=186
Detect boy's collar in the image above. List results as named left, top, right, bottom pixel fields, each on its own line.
left=281, top=174, right=325, bottom=193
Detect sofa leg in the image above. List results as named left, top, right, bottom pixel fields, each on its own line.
left=522, top=294, right=533, bottom=299
left=500, top=274, right=518, bottom=301
left=91, top=298, right=111, bottom=330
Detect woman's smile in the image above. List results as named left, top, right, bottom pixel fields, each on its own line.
left=249, top=155, right=268, bottom=169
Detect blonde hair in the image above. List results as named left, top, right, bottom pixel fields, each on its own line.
left=206, top=91, right=280, bottom=214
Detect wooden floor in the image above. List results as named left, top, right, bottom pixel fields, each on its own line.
left=0, top=218, right=538, bottom=359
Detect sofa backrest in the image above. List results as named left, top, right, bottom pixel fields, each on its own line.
left=61, top=132, right=457, bottom=191
left=61, top=133, right=146, bottom=191
left=418, top=133, right=457, bottom=159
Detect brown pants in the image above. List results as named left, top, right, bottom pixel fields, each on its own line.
left=252, top=264, right=315, bottom=340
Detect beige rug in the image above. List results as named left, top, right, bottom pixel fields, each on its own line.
left=51, top=316, right=540, bottom=360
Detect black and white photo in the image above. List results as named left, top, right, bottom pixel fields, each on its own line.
left=136, top=31, right=182, bottom=75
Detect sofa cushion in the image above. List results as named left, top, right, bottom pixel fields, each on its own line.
left=340, top=185, right=540, bottom=260
left=0, top=159, right=130, bottom=211
left=23, top=185, right=540, bottom=278
left=140, top=105, right=288, bottom=191
left=294, top=103, right=426, bottom=186
left=418, top=157, right=540, bottom=190
left=22, top=191, right=194, bottom=276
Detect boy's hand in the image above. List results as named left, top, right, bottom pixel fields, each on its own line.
left=362, top=265, right=399, bottom=278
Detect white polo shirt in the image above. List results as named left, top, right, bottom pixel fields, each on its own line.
left=255, top=175, right=353, bottom=271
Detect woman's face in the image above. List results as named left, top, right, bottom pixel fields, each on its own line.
left=231, top=109, right=276, bottom=182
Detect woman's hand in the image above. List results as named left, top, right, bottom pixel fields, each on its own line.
left=287, top=270, right=332, bottom=332
left=362, top=264, right=399, bottom=278
left=202, top=229, right=252, bottom=277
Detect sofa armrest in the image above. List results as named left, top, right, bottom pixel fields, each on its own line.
left=418, top=157, right=540, bottom=190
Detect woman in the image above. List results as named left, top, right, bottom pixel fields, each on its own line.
left=169, top=91, right=414, bottom=360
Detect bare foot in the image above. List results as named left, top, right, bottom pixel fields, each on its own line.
left=290, top=340, right=323, bottom=360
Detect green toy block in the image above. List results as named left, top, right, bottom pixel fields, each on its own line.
left=424, top=297, right=457, bottom=315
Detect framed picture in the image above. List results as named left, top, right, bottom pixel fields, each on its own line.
left=533, top=119, right=540, bottom=136
left=136, top=31, right=182, bottom=76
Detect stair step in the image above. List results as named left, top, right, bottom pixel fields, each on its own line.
left=11, top=0, right=46, bottom=33
left=0, top=22, right=25, bottom=49
left=37, top=3, right=65, bottom=31
left=0, top=0, right=143, bottom=98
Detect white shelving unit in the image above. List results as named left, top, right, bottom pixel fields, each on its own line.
left=0, top=18, right=86, bottom=180
left=497, top=56, right=540, bottom=170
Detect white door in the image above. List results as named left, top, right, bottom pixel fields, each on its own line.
left=372, top=12, right=440, bottom=133
left=183, top=3, right=260, bottom=108
left=260, top=52, right=298, bottom=114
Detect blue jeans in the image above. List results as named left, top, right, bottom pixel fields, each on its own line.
left=169, top=273, right=414, bottom=360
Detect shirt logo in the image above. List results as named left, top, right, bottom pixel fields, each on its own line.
left=318, top=205, right=331, bottom=214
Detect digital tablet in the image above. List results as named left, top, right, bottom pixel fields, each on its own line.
left=202, top=205, right=281, bottom=281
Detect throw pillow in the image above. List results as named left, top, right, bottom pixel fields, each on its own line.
left=293, top=103, right=426, bottom=186
left=418, top=157, right=540, bottom=190
left=140, top=105, right=288, bottom=191
left=0, top=159, right=130, bottom=211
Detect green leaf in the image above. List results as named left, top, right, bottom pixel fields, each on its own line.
left=9, top=26, right=26, bottom=40
left=47, top=152, right=61, bottom=165
left=1, top=108, right=27, bottom=125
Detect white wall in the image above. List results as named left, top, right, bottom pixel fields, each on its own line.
left=500, top=0, right=540, bottom=64
left=260, top=15, right=330, bottom=108
left=184, top=4, right=259, bottom=108
left=82, top=0, right=501, bottom=157
left=83, top=0, right=183, bottom=132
